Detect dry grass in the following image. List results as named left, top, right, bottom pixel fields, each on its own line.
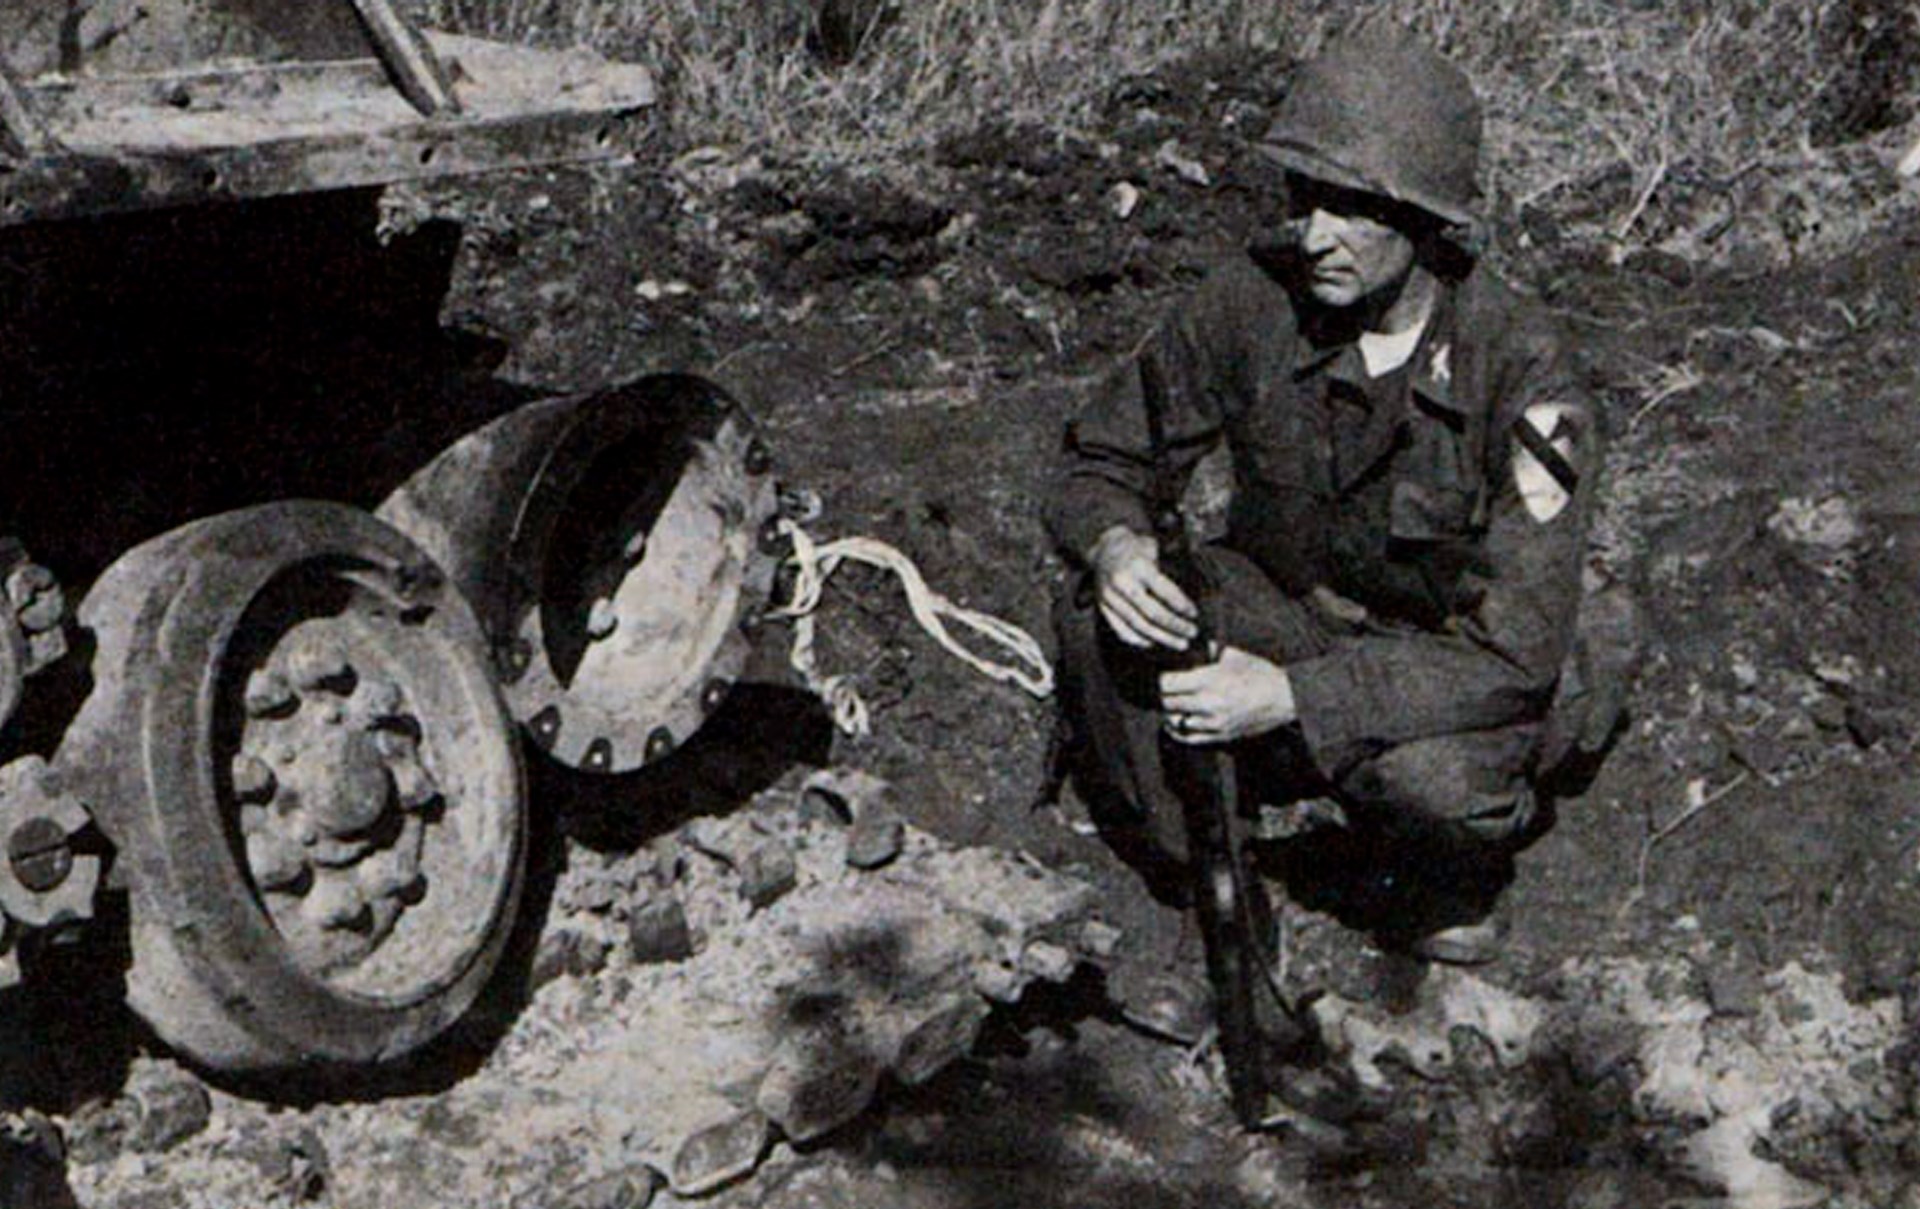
left=403, top=0, right=1920, bottom=263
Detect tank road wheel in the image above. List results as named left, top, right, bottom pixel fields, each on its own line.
left=379, top=374, right=781, bottom=774
left=57, top=502, right=525, bottom=1074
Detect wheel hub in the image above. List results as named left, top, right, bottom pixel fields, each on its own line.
left=231, top=616, right=458, bottom=980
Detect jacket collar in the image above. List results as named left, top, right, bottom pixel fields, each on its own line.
left=1292, top=277, right=1466, bottom=413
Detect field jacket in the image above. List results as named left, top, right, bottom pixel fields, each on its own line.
left=1049, top=246, right=1601, bottom=783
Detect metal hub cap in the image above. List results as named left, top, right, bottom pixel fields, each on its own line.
left=379, top=374, right=781, bottom=775
left=232, top=618, right=445, bottom=981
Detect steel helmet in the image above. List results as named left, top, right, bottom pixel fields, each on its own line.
left=1259, top=25, right=1483, bottom=229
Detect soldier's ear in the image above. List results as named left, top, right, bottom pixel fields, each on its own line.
left=1418, top=218, right=1482, bottom=281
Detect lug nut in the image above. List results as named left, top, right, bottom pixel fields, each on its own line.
left=700, top=679, right=730, bottom=714
left=246, top=831, right=307, bottom=892
left=359, top=678, right=405, bottom=719
left=302, top=875, right=370, bottom=932
left=244, top=670, right=296, bottom=718
left=584, top=738, right=613, bottom=772
left=744, top=438, right=773, bottom=476
left=231, top=755, right=276, bottom=803
left=389, top=754, right=440, bottom=813
left=372, top=728, right=417, bottom=761
left=307, top=833, right=375, bottom=869
left=364, top=817, right=424, bottom=895
left=287, top=640, right=354, bottom=694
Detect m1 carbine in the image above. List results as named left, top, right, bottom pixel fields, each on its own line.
left=1136, top=353, right=1301, bottom=1127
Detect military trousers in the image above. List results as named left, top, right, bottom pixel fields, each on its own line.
left=1054, top=545, right=1545, bottom=877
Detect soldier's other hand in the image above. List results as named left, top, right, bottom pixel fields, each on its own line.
left=1090, top=526, right=1199, bottom=651
left=1160, top=647, right=1297, bottom=743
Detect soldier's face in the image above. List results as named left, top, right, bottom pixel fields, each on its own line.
left=1288, top=178, right=1418, bottom=309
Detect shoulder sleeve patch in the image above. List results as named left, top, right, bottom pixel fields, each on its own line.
left=1512, top=403, right=1581, bottom=523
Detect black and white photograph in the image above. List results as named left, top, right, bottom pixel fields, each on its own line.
left=2, top=1, right=1919, bottom=1206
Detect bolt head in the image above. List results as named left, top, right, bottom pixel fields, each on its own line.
left=645, top=726, right=675, bottom=763
left=586, top=597, right=620, bottom=641
left=529, top=706, right=562, bottom=749
left=758, top=516, right=788, bottom=556
left=393, top=560, right=444, bottom=602
left=7, top=817, right=71, bottom=893
left=231, top=755, right=277, bottom=803
left=496, top=640, right=532, bottom=684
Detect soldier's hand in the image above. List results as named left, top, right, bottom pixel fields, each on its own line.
left=1159, top=646, right=1296, bottom=744
left=1090, top=526, right=1199, bottom=651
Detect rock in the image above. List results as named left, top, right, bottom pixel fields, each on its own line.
left=1153, top=138, right=1212, bottom=187
left=894, top=995, right=990, bottom=1085
left=534, top=928, right=613, bottom=988
left=973, top=960, right=1023, bottom=1003
left=739, top=842, right=798, bottom=911
left=276, top=1127, right=331, bottom=1204
left=682, top=818, right=738, bottom=867
left=1019, top=940, right=1076, bottom=982
left=649, top=836, right=687, bottom=886
left=629, top=897, right=695, bottom=965
left=798, top=766, right=898, bottom=826
left=63, top=1098, right=136, bottom=1166
left=559, top=871, right=625, bottom=916
left=1107, top=181, right=1141, bottom=219
left=126, top=1064, right=211, bottom=1154
left=671, top=1110, right=770, bottom=1196
left=1845, top=698, right=1899, bottom=749
left=1078, top=919, right=1122, bottom=960
left=846, top=808, right=904, bottom=870
left=535, top=1166, right=659, bottom=1209
left=1810, top=693, right=1849, bottom=733
left=1767, top=496, right=1862, bottom=551
left=756, top=1029, right=884, bottom=1143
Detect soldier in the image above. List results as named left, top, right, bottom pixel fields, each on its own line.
left=1050, top=23, right=1607, bottom=1002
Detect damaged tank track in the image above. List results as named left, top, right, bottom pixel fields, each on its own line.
left=0, top=0, right=790, bottom=1079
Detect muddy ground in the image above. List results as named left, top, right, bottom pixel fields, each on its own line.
left=11, top=46, right=1920, bottom=1209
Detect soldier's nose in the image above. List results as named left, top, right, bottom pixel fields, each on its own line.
left=1301, top=209, right=1342, bottom=255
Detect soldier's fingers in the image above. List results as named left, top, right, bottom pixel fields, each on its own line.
left=1136, top=565, right=1201, bottom=624
left=1158, top=667, right=1218, bottom=698
left=1105, top=584, right=1192, bottom=650
left=1098, top=598, right=1155, bottom=648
